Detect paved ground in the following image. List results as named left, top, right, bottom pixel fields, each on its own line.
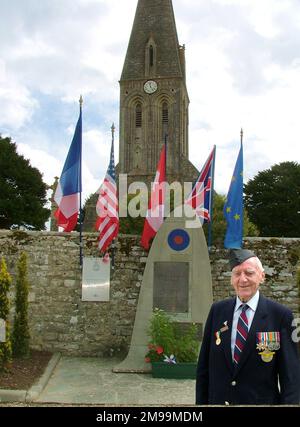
left=36, top=357, right=196, bottom=406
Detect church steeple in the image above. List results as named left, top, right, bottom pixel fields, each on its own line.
left=118, top=0, right=198, bottom=188
left=83, top=0, right=199, bottom=231
left=121, top=0, right=184, bottom=81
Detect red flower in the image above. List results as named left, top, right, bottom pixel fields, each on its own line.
left=145, top=357, right=151, bottom=363
left=156, top=346, right=164, bottom=355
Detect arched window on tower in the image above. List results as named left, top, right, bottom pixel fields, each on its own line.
left=162, top=102, right=169, bottom=140
left=134, top=103, right=143, bottom=170
left=162, top=103, right=169, bottom=125
left=145, top=38, right=156, bottom=77
left=135, top=103, right=142, bottom=128
left=149, top=45, right=154, bottom=67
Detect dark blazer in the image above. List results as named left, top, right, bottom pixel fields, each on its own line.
left=196, top=295, right=300, bottom=405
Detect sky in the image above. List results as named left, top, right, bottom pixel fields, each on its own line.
left=1, top=0, right=300, bottom=206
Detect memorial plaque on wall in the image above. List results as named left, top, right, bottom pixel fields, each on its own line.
left=153, top=262, right=189, bottom=313
left=82, top=257, right=110, bottom=302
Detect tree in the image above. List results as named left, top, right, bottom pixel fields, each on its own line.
left=0, top=136, right=50, bottom=229
left=119, top=193, right=145, bottom=235
left=0, top=258, right=12, bottom=371
left=12, top=252, right=30, bottom=358
left=244, top=162, right=300, bottom=237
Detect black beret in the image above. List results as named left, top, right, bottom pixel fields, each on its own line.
left=229, top=249, right=256, bottom=270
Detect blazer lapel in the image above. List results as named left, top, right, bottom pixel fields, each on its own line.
left=221, top=298, right=236, bottom=374
left=233, top=295, right=268, bottom=377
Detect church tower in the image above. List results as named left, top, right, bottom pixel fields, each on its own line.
left=119, top=0, right=198, bottom=186
left=83, top=0, right=199, bottom=230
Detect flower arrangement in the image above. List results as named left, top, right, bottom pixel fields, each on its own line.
left=145, top=308, right=199, bottom=364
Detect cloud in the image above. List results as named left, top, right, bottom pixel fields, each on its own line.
left=175, top=0, right=300, bottom=195
left=0, top=0, right=300, bottom=206
left=16, top=143, right=61, bottom=186
left=0, top=60, right=38, bottom=129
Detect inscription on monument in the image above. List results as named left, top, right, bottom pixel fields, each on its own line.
left=153, top=262, right=189, bottom=313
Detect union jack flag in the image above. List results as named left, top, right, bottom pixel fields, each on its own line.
left=185, top=146, right=216, bottom=224
left=95, top=135, right=119, bottom=253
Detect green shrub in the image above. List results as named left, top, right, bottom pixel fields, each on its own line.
left=0, top=258, right=12, bottom=371
left=12, top=252, right=30, bottom=357
left=145, top=308, right=199, bottom=364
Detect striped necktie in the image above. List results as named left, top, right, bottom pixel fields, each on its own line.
left=233, top=304, right=249, bottom=365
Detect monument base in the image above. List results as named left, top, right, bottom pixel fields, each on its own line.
left=113, top=345, right=152, bottom=373
left=151, top=362, right=197, bottom=379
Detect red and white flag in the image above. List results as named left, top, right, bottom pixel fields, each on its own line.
left=95, top=138, right=119, bottom=253
left=141, top=144, right=166, bottom=250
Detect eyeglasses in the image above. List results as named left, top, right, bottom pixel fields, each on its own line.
left=232, top=269, right=257, bottom=278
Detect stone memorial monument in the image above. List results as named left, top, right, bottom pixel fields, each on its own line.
left=114, top=209, right=213, bottom=373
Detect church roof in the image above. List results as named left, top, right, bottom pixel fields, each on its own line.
left=121, top=0, right=183, bottom=80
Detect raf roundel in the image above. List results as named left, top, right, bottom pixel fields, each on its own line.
left=168, top=229, right=190, bottom=252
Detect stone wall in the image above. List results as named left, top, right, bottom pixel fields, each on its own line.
left=0, top=230, right=299, bottom=356
left=0, top=231, right=146, bottom=357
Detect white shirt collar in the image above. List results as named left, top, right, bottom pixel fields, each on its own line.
left=235, top=290, right=260, bottom=313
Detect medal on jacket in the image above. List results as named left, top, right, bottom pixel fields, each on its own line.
left=215, top=321, right=228, bottom=346
left=256, top=332, right=280, bottom=363
left=259, top=349, right=275, bottom=363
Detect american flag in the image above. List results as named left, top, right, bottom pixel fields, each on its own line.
left=95, top=133, right=119, bottom=253
left=185, top=146, right=216, bottom=224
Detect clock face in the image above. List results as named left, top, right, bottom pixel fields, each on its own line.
left=144, top=80, right=158, bottom=94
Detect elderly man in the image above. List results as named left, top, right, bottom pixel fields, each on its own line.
left=196, top=249, right=300, bottom=405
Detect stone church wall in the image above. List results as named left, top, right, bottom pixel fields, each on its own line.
left=0, top=230, right=299, bottom=356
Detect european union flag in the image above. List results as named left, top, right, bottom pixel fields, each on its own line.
left=224, top=143, right=243, bottom=248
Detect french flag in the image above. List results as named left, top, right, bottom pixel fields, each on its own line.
left=54, top=107, right=82, bottom=232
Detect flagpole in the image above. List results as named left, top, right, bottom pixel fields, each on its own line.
left=79, top=95, right=83, bottom=268
left=164, top=133, right=168, bottom=169
left=164, top=133, right=168, bottom=218
left=240, top=127, right=244, bottom=247
left=208, top=145, right=216, bottom=251
left=111, top=122, right=116, bottom=271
